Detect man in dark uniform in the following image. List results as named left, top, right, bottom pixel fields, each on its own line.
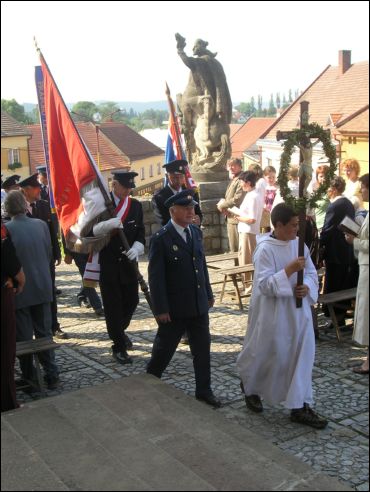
left=147, top=189, right=221, bottom=408
left=36, top=165, right=62, bottom=297
left=18, top=174, right=66, bottom=339
left=152, top=159, right=202, bottom=227
left=36, top=165, right=50, bottom=202
left=1, top=175, right=21, bottom=220
left=91, top=171, right=145, bottom=364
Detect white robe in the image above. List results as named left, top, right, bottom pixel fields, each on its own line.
left=236, top=234, right=319, bottom=409
left=353, top=213, right=369, bottom=346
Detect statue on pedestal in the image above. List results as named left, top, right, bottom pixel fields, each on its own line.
left=175, top=33, right=232, bottom=173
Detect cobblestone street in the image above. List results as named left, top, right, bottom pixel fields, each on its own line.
left=16, top=259, right=369, bottom=491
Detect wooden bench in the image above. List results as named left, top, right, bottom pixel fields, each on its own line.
left=217, top=264, right=254, bottom=310
left=16, top=337, right=61, bottom=394
left=206, top=252, right=239, bottom=269
left=318, top=288, right=357, bottom=342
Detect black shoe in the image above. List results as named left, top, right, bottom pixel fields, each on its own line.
left=94, top=308, right=105, bottom=317
left=180, top=335, right=189, bottom=345
left=45, top=375, right=60, bottom=390
left=290, top=404, right=328, bottom=429
left=244, top=394, right=263, bottom=413
left=112, top=350, right=133, bottom=365
left=77, top=297, right=91, bottom=309
left=123, top=333, right=133, bottom=350
left=196, top=392, right=221, bottom=408
left=53, top=327, right=68, bottom=339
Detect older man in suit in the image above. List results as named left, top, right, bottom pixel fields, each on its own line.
left=147, top=189, right=220, bottom=408
left=217, top=158, right=246, bottom=260
left=4, top=191, right=59, bottom=389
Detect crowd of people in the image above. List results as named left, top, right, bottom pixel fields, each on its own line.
left=1, top=157, right=368, bottom=430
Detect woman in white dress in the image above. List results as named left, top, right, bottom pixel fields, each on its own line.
left=345, top=173, right=369, bottom=374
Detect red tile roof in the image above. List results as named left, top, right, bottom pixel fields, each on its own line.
left=336, top=105, right=369, bottom=134
left=230, top=118, right=276, bottom=157
left=98, top=122, right=164, bottom=161
left=26, top=123, right=130, bottom=173
left=261, top=59, right=369, bottom=139
left=1, top=111, right=31, bottom=137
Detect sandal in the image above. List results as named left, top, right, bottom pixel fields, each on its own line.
left=352, top=366, right=369, bottom=375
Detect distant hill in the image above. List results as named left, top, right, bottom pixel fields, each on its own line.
left=22, top=100, right=169, bottom=114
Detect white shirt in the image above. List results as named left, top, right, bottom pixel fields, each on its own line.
left=171, top=219, right=192, bottom=243
left=238, top=189, right=264, bottom=235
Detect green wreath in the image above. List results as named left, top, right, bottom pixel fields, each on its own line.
left=277, top=123, right=337, bottom=211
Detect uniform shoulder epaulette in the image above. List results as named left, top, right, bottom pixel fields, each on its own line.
left=155, top=226, right=169, bottom=238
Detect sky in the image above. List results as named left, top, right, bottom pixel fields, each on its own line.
left=1, top=0, right=369, bottom=106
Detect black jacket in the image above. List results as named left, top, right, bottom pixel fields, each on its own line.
left=148, top=221, right=213, bottom=319
left=27, top=199, right=61, bottom=262
left=99, top=198, right=145, bottom=285
left=320, top=196, right=355, bottom=265
left=152, top=186, right=203, bottom=226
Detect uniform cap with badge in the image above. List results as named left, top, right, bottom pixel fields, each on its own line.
left=162, top=159, right=188, bottom=175
left=18, top=173, right=41, bottom=188
left=36, top=165, right=48, bottom=176
left=2, top=174, right=21, bottom=190
left=164, top=189, right=198, bottom=208
left=111, top=170, right=138, bottom=188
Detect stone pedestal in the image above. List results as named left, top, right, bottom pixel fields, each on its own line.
left=193, top=172, right=229, bottom=254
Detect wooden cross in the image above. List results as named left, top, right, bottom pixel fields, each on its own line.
left=276, top=101, right=324, bottom=308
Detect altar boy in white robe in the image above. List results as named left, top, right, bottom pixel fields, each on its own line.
left=237, top=203, right=328, bottom=429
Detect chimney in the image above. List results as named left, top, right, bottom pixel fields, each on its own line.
left=338, top=50, right=351, bottom=75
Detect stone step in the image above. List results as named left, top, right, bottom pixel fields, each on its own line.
left=1, top=374, right=350, bottom=491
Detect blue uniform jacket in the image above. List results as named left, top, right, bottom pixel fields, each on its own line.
left=148, top=221, right=213, bottom=319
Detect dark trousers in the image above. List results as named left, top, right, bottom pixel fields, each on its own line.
left=1, top=287, right=17, bottom=412
left=99, top=280, right=138, bottom=352
left=324, top=262, right=358, bottom=320
left=50, top=263, right=59, bottom=333
left=16, top=303, right=59, bottom=382
left=147, top=314, right=211, bottom=397
left=73, top=253, right=102, bottom=310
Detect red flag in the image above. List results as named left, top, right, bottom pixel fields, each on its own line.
left=39, top=53, right=106, bottom=240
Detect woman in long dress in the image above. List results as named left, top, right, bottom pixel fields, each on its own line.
left=345, top=173, right=369, bottom=374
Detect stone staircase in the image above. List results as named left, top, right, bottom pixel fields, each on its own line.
left=1, top=374, right=350, bottom=491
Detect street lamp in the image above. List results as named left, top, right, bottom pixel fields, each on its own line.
left=71, top=108, right=124, bottom=169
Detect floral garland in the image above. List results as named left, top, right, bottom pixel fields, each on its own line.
left=277, top=123, right=337, bottom=211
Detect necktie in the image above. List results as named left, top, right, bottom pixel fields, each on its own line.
left=184, top=227, right=192, bottom=247
left=30, top=203, right=37, bottom=217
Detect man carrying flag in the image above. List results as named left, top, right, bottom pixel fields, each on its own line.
left=152, top=84, right=202, bottom=227
left=35, top=48, right=146, bottom=362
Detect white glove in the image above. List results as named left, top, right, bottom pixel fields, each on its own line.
left=217, top=198, right=227, bottom=212
left=124, top=241, right=145, bottom=262
left=93, top=217, right=122, bottom=236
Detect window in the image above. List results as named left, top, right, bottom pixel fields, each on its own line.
left=149, top=164, right=153, bottom=177
left=8, top=148, right=20, bottom=164
left=140, top=167, right=145, bottom=180
left=157, top=163, right=162, bottom=175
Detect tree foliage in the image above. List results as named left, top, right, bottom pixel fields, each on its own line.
left=1, top=98, right=34, bottom=124
left=71, top=101, right=99, bottom=122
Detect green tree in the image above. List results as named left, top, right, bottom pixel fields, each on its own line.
left=267, top=94, right=276, bottom=116
left=71, top=101, right=98, bottom=122
left=258, top=95, right=263, bottom=111
left=1, top=98, right=33, bottom=123
left=288, top=89, right=293, bottom=103
left=275, top=92, right=281, bottom=109
left=250, top=96, right=256, bottom=114
left=97, top=101, right=125, bottom=122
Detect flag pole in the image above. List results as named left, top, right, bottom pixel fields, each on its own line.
left=37, top=47, right=153, bottom=311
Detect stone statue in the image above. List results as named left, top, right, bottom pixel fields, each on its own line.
left=175, top=33, right=232, bottom=173
left=299, top=134, right=314, bottom=197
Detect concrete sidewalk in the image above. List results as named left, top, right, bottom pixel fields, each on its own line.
left=5, top=260, right=369, bottom=490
